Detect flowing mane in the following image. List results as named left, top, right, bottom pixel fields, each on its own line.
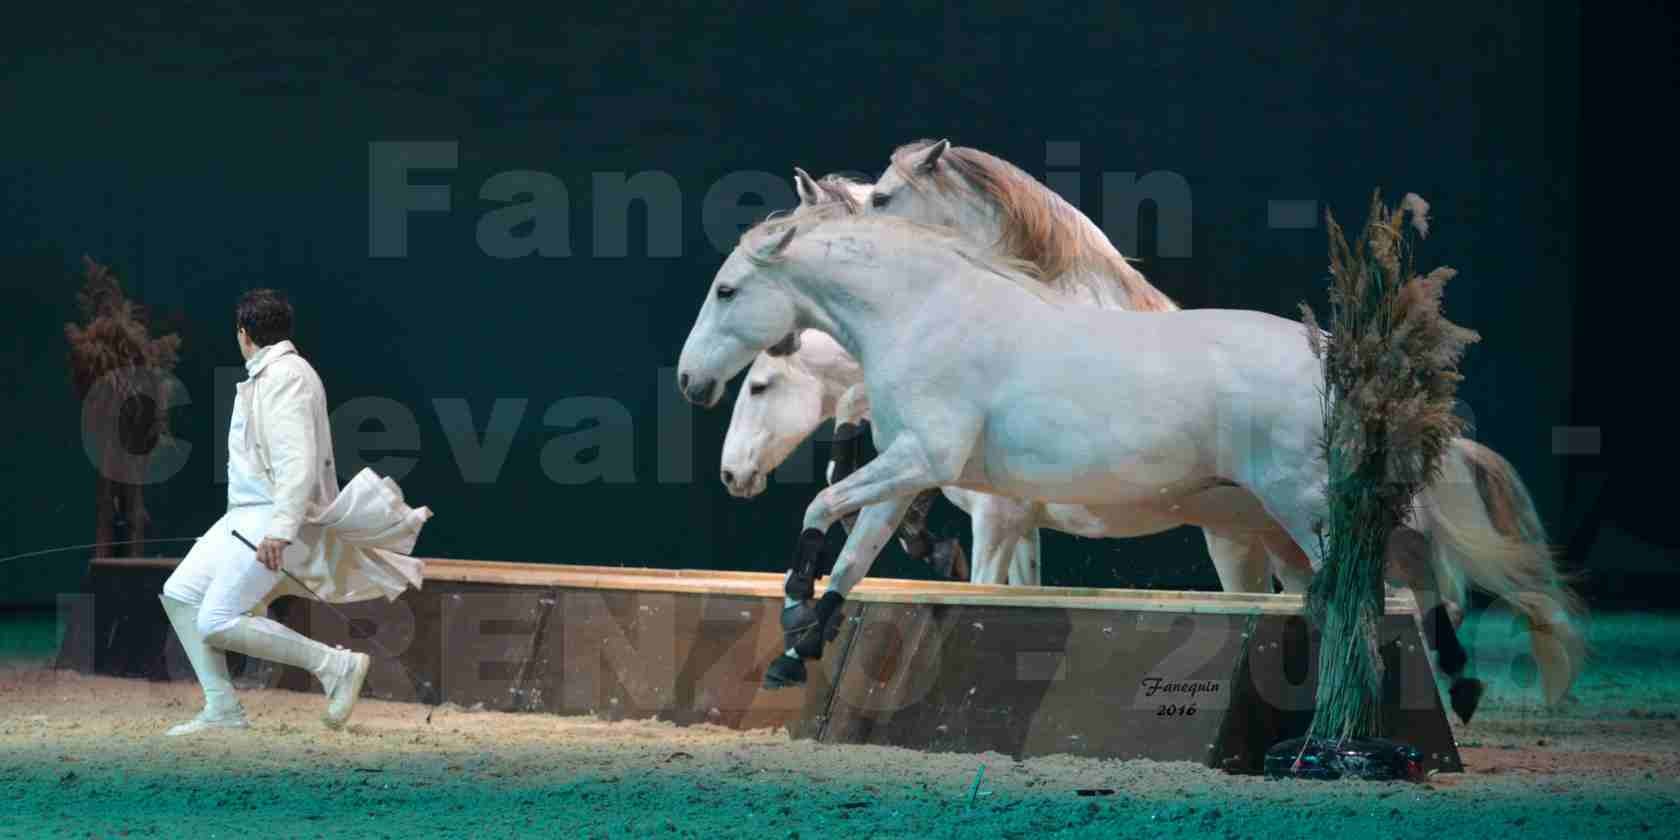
left=742, top=204, right=1065, bottom=307
left=814, top=174, right=867, bottom=212
left=890, top=139, right=1179, bottom=313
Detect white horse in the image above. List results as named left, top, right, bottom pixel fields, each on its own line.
left=720, top=169, right=1296, bottom=594
left=864, top=140, right=1585, bottom=710
left=682, top=202, right=1580, bottom=711
left=678, top=207, right=1389, bottom=692
left=722, top=325, right=1298, bottom=590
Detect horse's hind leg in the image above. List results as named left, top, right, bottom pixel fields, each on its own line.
left=1203, top=528, right=1271, bottom=593
left=1006, top=529, right=1042, bottom=586
left=892, top=489, right=941, bottom=561
left=1387, top=524, right=1485, bottom=723
left=969, top=494, right=1035, bottom=585
left=1259, top=474, right=1487, bottom=722
left=1264, top=531, right=1313, bottom=593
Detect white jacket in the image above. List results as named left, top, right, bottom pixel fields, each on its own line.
left=239, top=341, right=431, bottom=602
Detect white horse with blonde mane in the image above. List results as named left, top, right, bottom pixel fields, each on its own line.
left=714, top=148, right=1583, bottom=718
left=721, top=170, right=1300, bottom=595
left=678, top=207, right=1456, bottom=696
left=865, top=140, right=1583, bottom=710
left=723, top=324, right=1298, bottom=585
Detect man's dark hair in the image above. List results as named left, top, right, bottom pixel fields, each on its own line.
left=236, top=289, right=293, bottom=347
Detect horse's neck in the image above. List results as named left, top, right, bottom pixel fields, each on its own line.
left=1062, top=213, right=1178, bottom=312
left=804, top=348, right=865, bottom=421
left=1058, top=265, right=1132, bottom=310
left=791, top=236, right=949, bottom=370
left=1061, top=261, right=1173, bottom=312
left=971, top=188, right=1177, bottom=313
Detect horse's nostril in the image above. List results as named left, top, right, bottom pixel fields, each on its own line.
left=722, top=469, right=735, bottom=486
left=679, top=372, right=690, bottom=391
left=684, top=376, right=715, bottom=403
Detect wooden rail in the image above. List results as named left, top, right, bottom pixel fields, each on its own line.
left=89, top=556, right=1414, bottom=616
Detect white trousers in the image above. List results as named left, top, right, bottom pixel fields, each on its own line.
left=162, top=505, right=284, bottom=638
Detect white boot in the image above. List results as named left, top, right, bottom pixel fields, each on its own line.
left=206, top=615, right=371, bottom=730
left=159, top=595, right=250, bottom=736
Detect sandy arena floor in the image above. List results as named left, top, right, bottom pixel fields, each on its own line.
left=3, top=611, right=1679, bottom=838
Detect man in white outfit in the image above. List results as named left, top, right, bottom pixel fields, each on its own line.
left=160, top=289, right=373, bottom=735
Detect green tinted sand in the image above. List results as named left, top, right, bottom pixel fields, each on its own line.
left=2, top=610, right=1676, bottom=838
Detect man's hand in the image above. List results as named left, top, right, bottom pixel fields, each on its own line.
left=255, top=537, right=290, bottom=571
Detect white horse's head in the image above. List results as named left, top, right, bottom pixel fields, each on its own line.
left=676, top=223, right=803, bottom=407
left=719, top=329, right=860, bottom=497
left=870, top=138, right=1177, bottom=312
left=707, top=171, right=879, bottom=496
left=867, top=139, right=994, bottom=235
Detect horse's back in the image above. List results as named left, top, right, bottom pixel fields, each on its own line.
left=961, top=305, right=1320, bottom=502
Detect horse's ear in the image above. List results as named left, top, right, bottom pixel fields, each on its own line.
left=766, top=330, right=802, bottom=357
left=917, top=139, right=950, bottom=173
left=793, top=167, right=821, bottom=208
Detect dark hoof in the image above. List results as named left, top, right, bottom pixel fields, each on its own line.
left=763, top=654, right=807, bottom=690
left=1449, top=677, right=1486, bottom=724
left=781, top=591, right=845, bottom=660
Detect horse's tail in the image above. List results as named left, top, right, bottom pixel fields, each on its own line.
left=1416, top=438, right=1587, bottom=704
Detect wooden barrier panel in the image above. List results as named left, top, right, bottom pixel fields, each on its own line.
left=63, top=557, right=1460, bottom=773
left=815, top=602, right=1251, bottom=762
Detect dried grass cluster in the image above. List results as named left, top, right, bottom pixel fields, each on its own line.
left=63, top=256, right=182, bottom=445
left=1299, top=191, right=1477, bottom=743
left=63, top=255, right=182, bottom=555
left=1302, top=192, right=1479, bottom=515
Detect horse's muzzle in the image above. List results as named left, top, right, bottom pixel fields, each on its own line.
left=721, top=468, right=764, bottom=498
left=678, top=373, right=718, bottom=406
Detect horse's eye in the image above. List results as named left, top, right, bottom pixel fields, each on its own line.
left=870, top=193, right=890, bottom=209
left=749, top=381, right=769, bottom=396
left=716, top=286, right=736, bottom=300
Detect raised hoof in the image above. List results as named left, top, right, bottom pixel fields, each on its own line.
left=780, top=605, right=828, bottom=660
left=781, top=591, right=845, bottom=660
left=1449, top=677, right=1486, bottom=724
left=762, top=654, right=808, bottom=690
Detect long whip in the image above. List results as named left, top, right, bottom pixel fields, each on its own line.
left=0, top=538, right=201, bottom=565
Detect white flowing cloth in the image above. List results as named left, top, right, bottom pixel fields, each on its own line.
left=232, top=341, right=433, bottom=605
left=274, top=467, right=433, bottom=604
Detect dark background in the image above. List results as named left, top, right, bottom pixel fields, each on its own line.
left=2, top=2, right=1671, bottom=607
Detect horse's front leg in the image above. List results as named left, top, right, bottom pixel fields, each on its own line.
left=769, top=438, right=941, bottom=689
left=765, top=494, right=916, bottom=689
left=793, top=436, right=941, bottom=597
left=826, top=388, right=873, bottom=532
